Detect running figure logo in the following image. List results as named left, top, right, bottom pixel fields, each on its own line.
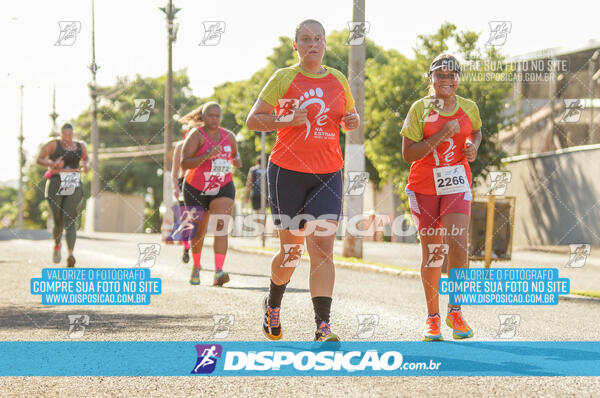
left=135, top=243, right=161, bottom=268
left=1, top=216, right=11, bottom=228
left=67, top=314, right=89, bottom=339
left=346, top=21, right=370, bottom=46
left=420, top=98, right=444, bottom=123
left=275, top=99, right=299, bottom=123
left=168, top=205, right=204, bottom=241
left=354, top=314, right=379, bottom=339
left=425, top=244, right=449, bottom=268
left=281, top=244, right=304, bottom=268
left=55, top=21, right=81, bottom=46
left=346, top=171, right=369, bottom=196
left=202, top=173, right=226, bottom=196
left=485, top=21, right=512, bottom=47
left=191, top=344, right=223, bottom=374
left=565, top=244, right=590, bottom=268
left=57, top=172, right=80, bottom=196
left=209, top=315, right=235, bottom=339
left=560, top=99, right=585, bottom=123
left=130, top=99, right=155, bottom=122
left=496, top=314, right=520, bottom=339
left=199, top=21, right=226, bottom=46
left=487, top=171, right=512, bottom=196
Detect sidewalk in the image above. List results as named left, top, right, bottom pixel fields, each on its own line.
left=229, top=236, right=423, bottom=270
left=224, top=235, right=600, bottom=297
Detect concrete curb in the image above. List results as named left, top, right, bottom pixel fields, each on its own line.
left=516, top=245, right=600, bottom=255
left=560, top=294, right=600, bottom=303
left=229, top=245, right=600, bottom=301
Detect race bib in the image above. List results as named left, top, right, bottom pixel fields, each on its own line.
left=57, top=172, right=80, bottom=196
left=211, top=158, right=231, bottom=175
left=433, top=165, right=469, bottom=195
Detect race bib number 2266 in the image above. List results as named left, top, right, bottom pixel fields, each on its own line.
left=433, top=165, right=469, bottom=195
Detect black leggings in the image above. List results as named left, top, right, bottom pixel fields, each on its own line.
left=45, top=176, right=84, bottom=251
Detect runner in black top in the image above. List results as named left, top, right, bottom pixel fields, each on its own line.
left=36, top=123, right=89, bottom=267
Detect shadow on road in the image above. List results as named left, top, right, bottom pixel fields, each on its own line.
left=226, top=271, right=271, bottom=278
left=223, top=286, right=309, bottom=293
left=77, top=235, right=126, bottom=243
left=0, top=229, right=51, bottom=241
left=0, top=306, right=214, bottom=333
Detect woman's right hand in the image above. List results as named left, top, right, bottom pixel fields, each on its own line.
left=290, top=108, right=308, bottom=126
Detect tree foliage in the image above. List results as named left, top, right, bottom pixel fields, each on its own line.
left=71, top=71, right=200, bottom=231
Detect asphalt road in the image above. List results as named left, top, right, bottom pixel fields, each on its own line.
left=1, top=232, right=599, bottom=396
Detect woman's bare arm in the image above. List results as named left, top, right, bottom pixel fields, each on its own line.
left=246, top=99, right=307, bottom=132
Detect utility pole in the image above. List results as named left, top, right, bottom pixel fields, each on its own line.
left=89, top=0, right=100, bottom=230
left=46, top=84, right=60, bottom=232
left=17, top=85, right=24, bottom=230
left=49, top=84, right=59, bottom=137
left=260, top=131, right=267, bottom=248
left=515, top=62, right=523, bottom=154
left=549, top=58, right=557, bottom=150
left=589, top=50, right=599, bottom=144
left=343, top=0, right=366, bottom=258
left=159, top=0, right=180, bottom=232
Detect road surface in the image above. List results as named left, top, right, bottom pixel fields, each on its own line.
left=1, top=231, right=599, bottom=396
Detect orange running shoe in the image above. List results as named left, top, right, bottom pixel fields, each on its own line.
left=446, top=308, right=474, bottom=339
left=422, top=314, right=443, bottom=341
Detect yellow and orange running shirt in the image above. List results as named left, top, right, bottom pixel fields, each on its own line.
left=401, top=95, right=482, bottom=195
left=258, top=64, right=355, bottom=174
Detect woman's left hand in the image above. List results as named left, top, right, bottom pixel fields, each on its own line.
left=463, top=141, right=478, bottom=162
left=341, top=112, right=360, bottom=131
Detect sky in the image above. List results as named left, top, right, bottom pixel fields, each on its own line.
left=1, top=0, right=599, bottom=183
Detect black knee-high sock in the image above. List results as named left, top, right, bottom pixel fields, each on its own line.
left=312, top=296, right=332, bottom=327
left=268, top=279, right=288, bottom=308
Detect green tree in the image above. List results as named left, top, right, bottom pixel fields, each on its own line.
left=0, top=186, right=18, bottom=228
left=72, top=70, right=200, bottom=231
left=364, top=49, right=422, bottom=191
left=210, top=67, right=277, bottom=188
left=23, top=161, right=49, bottom=228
